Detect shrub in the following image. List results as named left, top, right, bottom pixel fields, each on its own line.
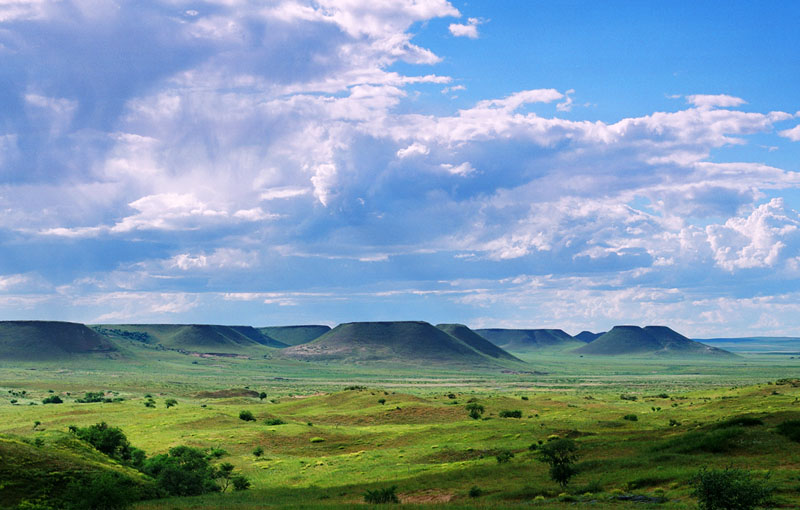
left=499, top=410, right=522, bottom=418
left=468, top=486, right=483, bottom=498
left=232, top=475, right=251, bottom=491
left=363, top=486, right=399, bottom=504
left=465, top=402, right=484, bottom=420
left=71, top=422, right=137, bottom=463
left=42, top=395, right=63, bottom=404
left=165, top=399, right=178, bottom=409
left=495, top=449, right=514, bottom=463
left=265, top=418, right=286, bottom=425
left=310, top=437, right=325, bottom=443
left=623, top=414, right=638, bottom=421
left=253, top=446, right=264, bottom=457
left=239, top=410, right=256, bottom=421
left=776, top=419, right=800, bottom=442
left=144, top=399, right=156, bottom=408
left=259, top=392, right=267, bottom=401
left=75, top=391, right=106, bottom=403
left=378, top=398, right=386, bottom=405
left=536, top=438, right=579, bottom=488
left=691, top=466, right=773, bottom=510
left=620, top=394, right=638, bottom=401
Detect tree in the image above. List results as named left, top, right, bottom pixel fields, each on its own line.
left=165, top=399, right=178, bottom=408
left=691, top=467, right=773, bottom=510
left=72, top=422, right=133, bottom=462
left=239, top=410, right=256, bottom=421
left=253, top=446, right=264, bottom=457
left=216, top=463, right=235, bottom=492
left=259, top=392, right=267, bottom=401
left=536, top=438, right=579, bottom=488
left=42, top=395, right=63, bottom=404
left=465, top=402, right=484, bottom=420
left=232, top=475, right=251, bottom=491
left=142, top=446, right=220, bottom=496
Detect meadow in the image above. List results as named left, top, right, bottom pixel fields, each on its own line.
left=1, top=341, right=799, bottom=509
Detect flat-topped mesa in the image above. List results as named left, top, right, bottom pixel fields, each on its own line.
left=474, top=328, right=583, bottom=352
left=281, top=321, right=520, bottom=366
left=573, top=325, right=735, bottom=357
left=0, top=320, right=118, bottom=360
left=259, top=325, right=331, bottom=346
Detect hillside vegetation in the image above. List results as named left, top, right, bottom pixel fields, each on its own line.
left=476, top=328, right=585, bottom=353
left=94, top=324, right=285, bottom=353
left=574, top=326, right=735, bottom=357
left=258, top=325, right=331, bottom=346
left=0, top=321, right=117, bottom=360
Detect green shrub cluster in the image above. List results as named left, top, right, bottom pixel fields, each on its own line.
left=363, top=486, right=399, bottom=504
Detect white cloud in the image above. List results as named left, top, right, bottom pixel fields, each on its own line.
left=440, top=161, right=475, bottom=176
left=779, top=124, right=800, bottom=141
left=396, top=142, right=429, bottom=158
left=260, top=187, right=311, bottom=200
left=686, top=94, right=747, bottom=108
left=168, top=248, right=259, bottom=271
left=449, top=17, right=483, bottom=39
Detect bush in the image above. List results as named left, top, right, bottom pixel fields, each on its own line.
left=259, top=392, right=267, bottom=401
left=620, top=394, right=638, bottom=401
left=776, top=419, right=800, bottom=442
left=71, top=422, right=138, bottom=463
left=495, top=449, right=514, bottom=463
left=252, top=446, right=264, bottom=457
left=164, top=399, right=178, bottom=409
left=232, top=475, right=251, bottom=491
left=75, top=392, right=106, bottom=403
left=363, top=486, right=399, bottom=504
left=142, top=446, right=220, bottom=496
left=499, top=410, right=522, bottom=418
left=465, top=402, right=484, bottom=420
left=42, top=395, right=63, bottom=404
left=239, top=410, right=256, bottom=421
left=691, top=466, right=773, bottom=510
left=265, top=418, right=286, bottom=425
left=623, top=414, right=638, bottom=421
left=378, top=398, right=386, bottom=405
left=468, top=486, right=483, bottom=498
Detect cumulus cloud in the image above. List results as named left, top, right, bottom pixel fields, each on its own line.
left=779, top=124, right=800, bottom=141
left=449, top=17, right=483, bottom=38
left=686, top=94, right=747, bottom=108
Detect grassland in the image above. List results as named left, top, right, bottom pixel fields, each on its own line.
left=1, top=340, right=799, bottom=509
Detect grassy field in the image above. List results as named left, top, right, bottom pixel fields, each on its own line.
left=1, top=342, right=799, bottom=509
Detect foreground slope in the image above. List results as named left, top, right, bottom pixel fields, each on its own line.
left=436, top=324, right=523, bottom=361
left=574, top=325, right=735, bottom=357
left=282, top=321, right=518, bottom=366
left=259, top=325, right=331, bottom=346
left=475, top=328, right=585, bottom=353
left=95, top=324, right=285, bottom=352
left=0, top=320, right=117, bottom=360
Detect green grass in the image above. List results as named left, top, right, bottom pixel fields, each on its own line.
left=1, top=342, right=800, bottom=509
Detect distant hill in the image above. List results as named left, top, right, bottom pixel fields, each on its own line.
left=475, top=328, right=585, bottom=352
left=282, top=321, right=520, bottom=366
left=575, top=330, right=605, bottom=342
left=435, top=324, right=522, bottom=361
left=0, top=321, right=118, bottom=360
left=574, top=325, right=735, bottom=357
left=695, top=337, right=800, bottom=354
left=94, top=324, right=285, bottom=352
left=259, top=325, right=331, bottom=346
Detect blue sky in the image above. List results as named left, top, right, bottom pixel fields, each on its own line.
left=1, top=1, right=800, bottom=336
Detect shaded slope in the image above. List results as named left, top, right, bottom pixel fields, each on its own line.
left=282, top=321, right=516, bottom=366
left=95, top=324, right=281, bottom=352
left=259, top=325, right=331, bottom=346
left=0, top=321, right=118, bottom=360
left=574, top=325, right=735, bottom=357
left=575, top=330, right=605, bottom=342
left=475, top=328, right=584, bottom=352
left=435, top=324, right=522, bottom=361
left=0, top=434, right=155, bottom=508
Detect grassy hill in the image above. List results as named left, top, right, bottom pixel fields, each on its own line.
left=575, top=330, right=604, bottom=342
left=697, top=336, right=800, bottom=353
left=574, top=325, right=736, bottom=357
left=259, top=325, right=331, bottom=346
left=94, top=324, right=284, bottom=352
left=475, top=328, right=585, bottom=353
left=282, top=321, right=520, bottom=366
left=0, top=321, right=118, bottom=360
left=0, top=433, right=155, bottom=508
left=435, top=324, right=523, bottom=362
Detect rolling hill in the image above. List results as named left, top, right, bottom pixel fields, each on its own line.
left=259, top=325, right=331, bottom=346
left=575, top=330, right=605, bottom=342
left=94, top=324, right=285, bottom=352
left=573, top=325, right=735, bottom=357
left=282, top=321, right=520, bottom=366
left=0, top=321, right=118, bottom=360
left=475, top=328, right=585, bottom=353
left=435, top=324, right=522, bottom=361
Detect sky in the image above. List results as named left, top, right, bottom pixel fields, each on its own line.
left=1, top=0, right=800, bottom=337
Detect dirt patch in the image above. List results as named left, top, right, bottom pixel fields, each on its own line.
left=400, top=489, right=453, bottom=503
left=194, top=388, right=259, bottom=398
